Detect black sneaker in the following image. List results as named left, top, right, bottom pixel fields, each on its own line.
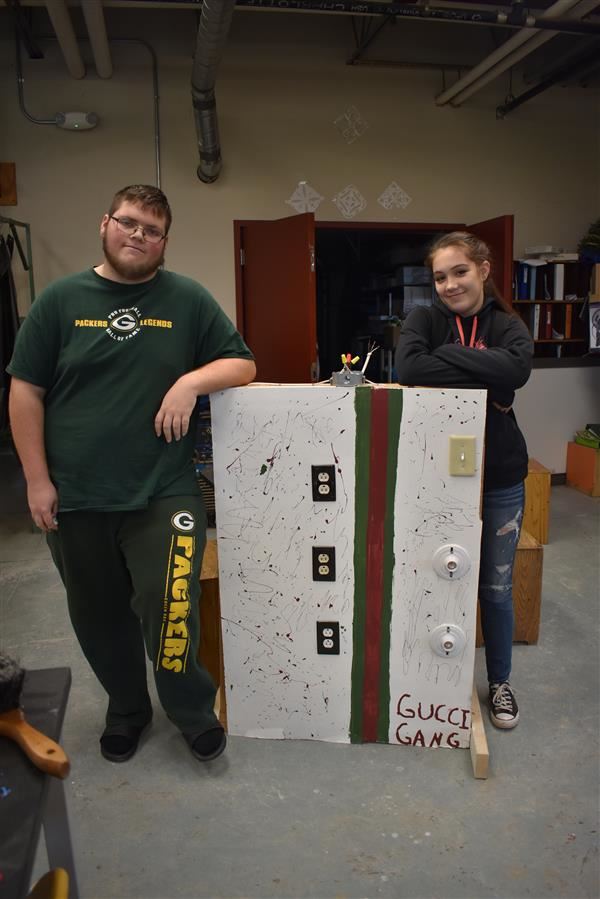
left=184, top=726, right=227, bottom=761
left=489, top=682, right=519, bottom=729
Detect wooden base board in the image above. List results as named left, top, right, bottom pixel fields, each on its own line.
left=470, top=687, right=489, bottom=779
left=199, top=539, right=227, bottom=729
left=523, top=458, right=551, bottom=544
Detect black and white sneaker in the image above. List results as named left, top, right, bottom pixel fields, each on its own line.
left=489, top=682, right=519, bottom=729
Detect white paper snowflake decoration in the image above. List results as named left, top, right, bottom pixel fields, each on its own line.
left=333, top=105, right=369, bottom=144
left=286, top=181, right=324, bottom=214
left=378, top=182, right=412, bottom=211
left=332, top=184, right=367, bottom=220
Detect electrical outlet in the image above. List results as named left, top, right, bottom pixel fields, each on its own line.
left=311, top=465, right=336, bottom=501
left=312, top=547, right=336, bottom=581
left=448, top=435, right=476, bottom=476
left=316, top=621, right=340, bottom=654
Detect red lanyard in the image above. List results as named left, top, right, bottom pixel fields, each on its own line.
left=456, top=315, right=478, bottom=347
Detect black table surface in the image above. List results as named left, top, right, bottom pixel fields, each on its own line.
left=0, top=667, right=71, bottom=899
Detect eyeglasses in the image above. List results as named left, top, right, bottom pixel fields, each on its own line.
left=109, top=215, right=166, bottom=244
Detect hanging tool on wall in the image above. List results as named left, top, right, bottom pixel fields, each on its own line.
left=0, top=654, right=70, bottom=778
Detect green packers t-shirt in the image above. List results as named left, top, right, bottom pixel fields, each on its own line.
left=7, top=268, right=254, bottom=511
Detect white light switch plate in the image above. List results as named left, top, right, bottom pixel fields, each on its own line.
left=449, top=435, right=476, bottom=476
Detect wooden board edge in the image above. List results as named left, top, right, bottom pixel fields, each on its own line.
left=214, top=685, right=227, bottom=730
left=470, top=686, right=489, bottom=780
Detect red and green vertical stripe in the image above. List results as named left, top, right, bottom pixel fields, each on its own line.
left=350, top=386, right=403, bottom=743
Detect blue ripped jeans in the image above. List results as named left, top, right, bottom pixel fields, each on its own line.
left=479, top=481, right=525, bottom=685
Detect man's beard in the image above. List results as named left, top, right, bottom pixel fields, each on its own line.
left=102, top=235, right=164, bottom=281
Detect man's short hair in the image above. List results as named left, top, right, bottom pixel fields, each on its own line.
left=108, top=185, right=172, bottom=233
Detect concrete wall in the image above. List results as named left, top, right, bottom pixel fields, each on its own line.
left=1, top=8, right=598, bottom=470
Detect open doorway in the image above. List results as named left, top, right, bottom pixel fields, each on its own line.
left=315, top=227, right=442, bottom=382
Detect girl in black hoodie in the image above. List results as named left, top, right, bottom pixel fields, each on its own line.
left=396, top=231, right=533, bottom=729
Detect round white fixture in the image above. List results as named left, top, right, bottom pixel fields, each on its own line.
left=429, top=624, right=467, bottom=658
left=55, top=111, right=99, bottom=131
left=432, top=544, right=471, bottom=580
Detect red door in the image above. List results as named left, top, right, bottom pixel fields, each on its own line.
left=236, top=213, right=317, bottom=383
left=468, top=215, right=514, bottom=303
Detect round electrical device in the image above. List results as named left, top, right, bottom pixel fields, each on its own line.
left=432, top=544, right=471, bottom=580
left=429, top=624, right=467, bottom=658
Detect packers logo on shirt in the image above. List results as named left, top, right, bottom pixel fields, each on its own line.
left=74, top=308, right=173, bottom=338
left=106, top=306, right=142, bottom=342
left=111, top=313, right=138, bottom=332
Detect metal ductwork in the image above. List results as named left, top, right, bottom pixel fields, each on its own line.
left=192, top=0, right=236, bottom=183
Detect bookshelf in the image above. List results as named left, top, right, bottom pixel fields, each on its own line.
left=512, top=259, right=594, bottom=361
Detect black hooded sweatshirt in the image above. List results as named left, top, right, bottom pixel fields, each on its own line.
left=395, top=295, right=533, bottom=491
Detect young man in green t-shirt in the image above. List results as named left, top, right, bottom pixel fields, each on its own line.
left=8, top=185, right=256, bottom=764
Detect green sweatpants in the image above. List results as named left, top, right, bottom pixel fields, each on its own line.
left=47, top=494, right=219, bottom=734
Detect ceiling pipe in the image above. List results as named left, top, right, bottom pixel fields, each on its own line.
left=120, top=0, right=600, bottom=34
left=447, top=0, right=599, bottom=105
left=232, top=0, right=600, bottom=35
left=44, top=0, right=85, bottom=79
left=81, top=0, right=113, bottom=78
left=496, top=40, right=600, bottom=115
left=15, top=31, right=99, bottom=128
left=17, top=31, right=160, bottom=184
left=5, top=0, right=44, bottom=58
left=192, top=0, right=236, bottom=183
left=435, top=0, right=597, bottom=106
left=112, top=38, right=162, bottom=187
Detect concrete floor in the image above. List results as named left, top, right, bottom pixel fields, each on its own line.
left=1, top=443, right=599, bottom=899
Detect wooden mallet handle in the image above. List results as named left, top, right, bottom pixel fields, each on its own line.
left=0, top=708, right=70, bottom=778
